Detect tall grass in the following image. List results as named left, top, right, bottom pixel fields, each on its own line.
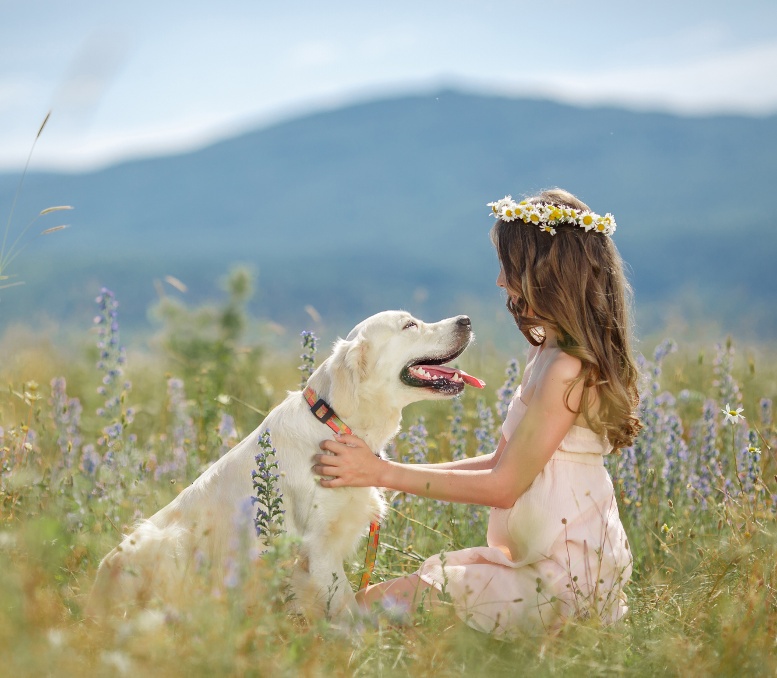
left=0, top=287, right=775, bottom=676
left=0, top=113, right=72, bottom=292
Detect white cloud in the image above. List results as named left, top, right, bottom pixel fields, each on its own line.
left=501, top=42, right=777, bottom=115
left=288, top=40, right=341, bottom=70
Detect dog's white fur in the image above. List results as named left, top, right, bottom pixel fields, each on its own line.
left=89, top=311, right=474, bottom=619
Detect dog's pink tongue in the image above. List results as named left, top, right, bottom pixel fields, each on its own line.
left=457, top=368, right=486, bottom=389
left=420, top=365, right=486, bottom=389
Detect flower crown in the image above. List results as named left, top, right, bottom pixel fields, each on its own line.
left=487, top=196, right=616, bottom=237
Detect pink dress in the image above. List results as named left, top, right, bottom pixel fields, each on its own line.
left=416, top=387, right=632, bottom=638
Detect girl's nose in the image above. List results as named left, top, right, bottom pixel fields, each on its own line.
left=496, top=268, right=506, bottom=288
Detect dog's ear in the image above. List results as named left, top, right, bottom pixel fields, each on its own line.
left=328, top=332, right=369, bottom=413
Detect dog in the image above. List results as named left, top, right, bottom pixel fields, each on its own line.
left=89, top=311, right=484, bottom=619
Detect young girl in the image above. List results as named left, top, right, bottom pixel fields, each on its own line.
left=313, top=188, right=641, bottom=638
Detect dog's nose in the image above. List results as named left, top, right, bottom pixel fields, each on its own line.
left=456, top=315, right=471, bottom=327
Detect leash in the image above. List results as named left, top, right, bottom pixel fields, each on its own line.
left=303, top=386, right=381, bottom=591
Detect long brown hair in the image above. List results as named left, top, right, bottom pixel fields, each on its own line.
left=491, top=188, right=641, bottom=450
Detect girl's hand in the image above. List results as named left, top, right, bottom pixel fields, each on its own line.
left=313, top=433, right=384, bottom=488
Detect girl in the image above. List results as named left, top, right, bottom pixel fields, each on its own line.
left=313, top=188, right=641, bottom=638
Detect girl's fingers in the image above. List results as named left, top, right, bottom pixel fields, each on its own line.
left=312, top=453, right=341, bottom=466
left=332, top=432, right=359, bottom=446
left=319, top=439, right=347, bottom=453
left=312, top=464, right=341, bottom=476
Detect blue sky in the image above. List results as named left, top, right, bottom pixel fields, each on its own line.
left=2, top=0, right=777, bottom=171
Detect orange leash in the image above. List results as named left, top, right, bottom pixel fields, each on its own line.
left=304, top=386, right=381, bottom=590
left=359, top=520, right=381, bottom=590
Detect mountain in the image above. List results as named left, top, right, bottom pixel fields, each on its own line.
left=1, top=90, right=775, bottom=339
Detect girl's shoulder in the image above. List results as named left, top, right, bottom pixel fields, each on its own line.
left=542, top=348, right=583, bottom=382
left=521, top=345, right=583, bottom=405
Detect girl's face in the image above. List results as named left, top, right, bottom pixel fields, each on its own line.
left=496, top=266, right=507, bottom=291
left=497, top=264, right=536, bottom=318
left=496, top=265, right=519, bottom=303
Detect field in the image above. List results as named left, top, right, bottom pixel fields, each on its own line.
left=1, top=284, right=776, bottom=677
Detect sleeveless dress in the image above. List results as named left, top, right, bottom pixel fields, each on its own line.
left=415, top=387, right=632, bottom=638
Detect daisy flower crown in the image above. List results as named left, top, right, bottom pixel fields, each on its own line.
left=487, top=196, right=616, bottom=237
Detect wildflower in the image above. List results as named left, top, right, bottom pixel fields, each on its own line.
left=474, top=399, right=497, bottom=456
left=722, top=404, right=745, bottom=425
left=94, top=288, right=133, bottom=454
left=49, top=377, right=83, bottom=469
left=299, top=330, right=318, bottom=388
left=253, top=430, right=285, bottom=538
left=759, top=398, right=772, bottom=428
left=713, top=340, right=742, bottom=410
left=687, top=399, right=718, bottom=508
left=662, top=410, right=688, bottom=500
left=738, top=430, right=761, bottom=495
left=155, top=377, right=195, bottom=478
left=496, top=358, right=521, bottom=421
left=216, top=412, right=238, bottom=458
left=399, top=418, right=429, bottom=464
left=449, top=397, right=468, bottom=461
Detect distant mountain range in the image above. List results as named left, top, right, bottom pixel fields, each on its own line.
left=1, top=90, right=775, bottom=340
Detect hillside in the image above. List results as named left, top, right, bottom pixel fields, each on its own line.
left=1, top=90, right=775, bottom=338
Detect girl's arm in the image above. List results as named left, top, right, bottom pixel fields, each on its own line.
left=314, top=353, right=583, bottom=509
left=413, top=440, right=504, bottom=471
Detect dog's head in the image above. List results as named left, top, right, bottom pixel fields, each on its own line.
left=315, top=311, right=484, bottom=420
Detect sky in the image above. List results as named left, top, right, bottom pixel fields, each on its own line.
left=2, top=0, right=777, bottom=172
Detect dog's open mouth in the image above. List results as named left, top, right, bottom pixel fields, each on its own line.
left=400, top=351, right=485, bottom=395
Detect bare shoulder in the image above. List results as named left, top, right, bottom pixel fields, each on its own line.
left=540, top=350, right=597, bottom=420
left=543, top=349, right=583, bottom=384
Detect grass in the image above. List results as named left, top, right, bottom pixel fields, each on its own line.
left=1, top=288, right=776, bottom=676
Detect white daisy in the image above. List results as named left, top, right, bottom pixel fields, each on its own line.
left=487, top=196, right=514, bottom=216
left=487, top=198, right=617, bottom=238
left=721, top=403, right=745, bottom=425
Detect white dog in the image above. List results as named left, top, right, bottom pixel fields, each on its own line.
left=89, top=311, right=484, bottom=619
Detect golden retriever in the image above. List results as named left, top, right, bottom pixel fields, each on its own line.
left=89, top=311, right=483, bottom=619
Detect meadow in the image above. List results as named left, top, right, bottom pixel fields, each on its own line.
left=1, top=279, right=776, bottom=677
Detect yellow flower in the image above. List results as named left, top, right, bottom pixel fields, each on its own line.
left=547, top=206, right=564, bottom=223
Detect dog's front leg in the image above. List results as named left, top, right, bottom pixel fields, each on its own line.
left=292, top=547, right=357, bottom=621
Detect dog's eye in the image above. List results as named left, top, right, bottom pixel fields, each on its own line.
left=402, top=320, right=417, bottom=330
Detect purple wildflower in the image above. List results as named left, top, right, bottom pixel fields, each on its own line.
left=496, top=358, right=521, bottom=421
left=712, top=340, right=742, bottom=410
left=155, top=377, right=195, bottom=479
left=450, top=396, right=468, bottom=461
left=399, top=418, right=429, bottom=464
left=299, top=330, right=318, bottom=388
left=474, top=399, right=497, bottom=456
left=94, top=288, right=134, bottom=455
left=688, top=399, right=718, bottom=508
left=49, top=377, right=83, bottom=469
left=759, top=398, right=772, bottom=429
left=217, top=412, right=238, bottom=458
left=79, top=444, right=101, bottom=476
left=253, top=430, right=285, bottom=538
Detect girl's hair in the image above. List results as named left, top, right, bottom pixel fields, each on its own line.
left=491, top=188, right=641, bottom=450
